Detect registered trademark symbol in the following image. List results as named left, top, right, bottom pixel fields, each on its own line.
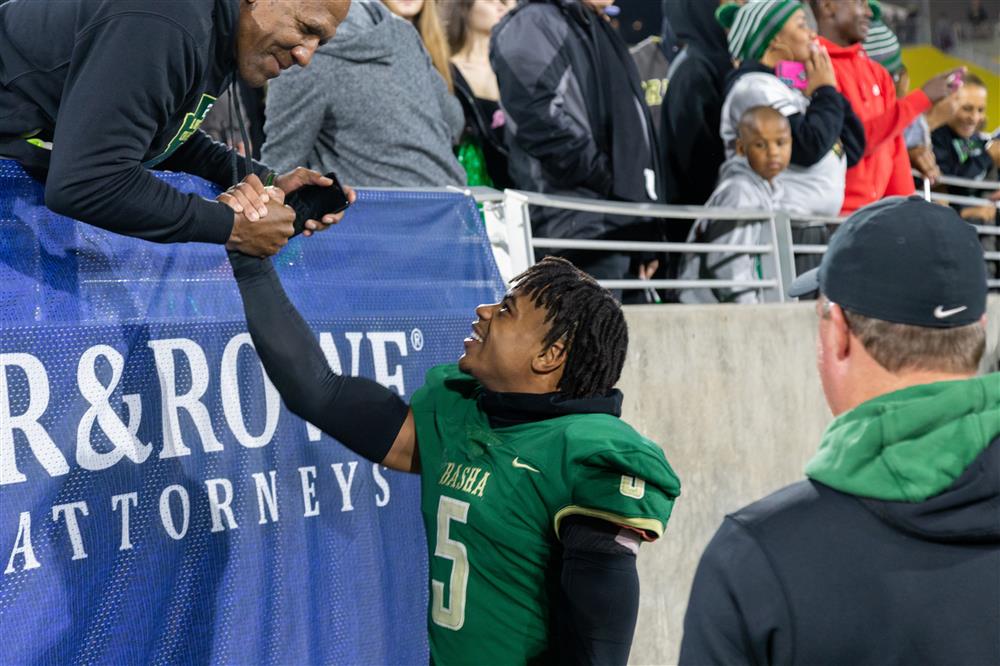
left=410, top=328, right=424, bottom=351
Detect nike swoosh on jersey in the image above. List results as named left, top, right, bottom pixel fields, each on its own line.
left=934, top=305, right=968, bottom=319
left=511, top=457, right=540, bottom=473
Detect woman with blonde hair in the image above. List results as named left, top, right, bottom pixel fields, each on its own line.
left=383, top=0, right=453, bottom=90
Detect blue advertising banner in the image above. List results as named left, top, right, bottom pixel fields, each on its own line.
left=0, top=160, right=506, bottom=664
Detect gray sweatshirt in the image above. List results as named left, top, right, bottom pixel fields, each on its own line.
left=262, top=1, right=465, bottom=187
left=679, top=156, right=784, bottom=304
left=720, top=72, right=845, bottom=218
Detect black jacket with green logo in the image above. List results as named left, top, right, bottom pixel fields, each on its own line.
left=0, top=0, right=265, bottom=244
left=680, top=376, right=1000, bottom=665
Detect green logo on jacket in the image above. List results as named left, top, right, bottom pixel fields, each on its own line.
left=143, top=93, right=217, bottom=168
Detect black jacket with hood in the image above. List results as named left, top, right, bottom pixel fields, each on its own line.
left=659, top=0, right=732, bottom=210
left=490, top=0, right=660, bottom=242
left=680, top=374, right=1000, bottom=666
left=0, top=0, right=267, bottom=245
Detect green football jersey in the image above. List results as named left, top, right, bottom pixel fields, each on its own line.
left=410, top=364, right=681, bottom=665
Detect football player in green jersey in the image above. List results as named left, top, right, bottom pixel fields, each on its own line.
left=229, top=230, right=681, bottom=664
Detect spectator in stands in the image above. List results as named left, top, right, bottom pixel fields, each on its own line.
left=717, top=0, right=864, bottom=274
left=680, top=196, right=996, bottom=666
left=0, top=0, right=350, bottom=258
left=902, top=85, right=962, bottom=183
left=491, top=0, right=661, bottom=290
left=659, top=0, right=738, bottom=209
left=383, top=0, right=453, bottom=91
left=932, top=73, right=999, bottom=278
left=262, top=0, right=465, bottom=188
left=629, top=34, right=672, bottom=137
left=861, top=7, right=942, bottom=186
left=442, top=0, right=514, bottom=188
left=932, top=73, right=1000, bottom=215
left=679, top=106, right=792, bottom=304
left=810, top=0, right=962, bottom=214
left=659, top=4, right=684, bottom=66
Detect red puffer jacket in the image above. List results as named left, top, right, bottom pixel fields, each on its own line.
left=820, top=38, right=931, bottom=214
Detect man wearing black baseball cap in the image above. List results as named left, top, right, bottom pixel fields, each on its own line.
left=679, top=196, right=998, bottom=665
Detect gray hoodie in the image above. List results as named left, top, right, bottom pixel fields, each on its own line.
left=262, top=1, right=465, bottom=187
left=720, top=72, right=846, bottom=217
left=679, top=156, right=784, bottom=304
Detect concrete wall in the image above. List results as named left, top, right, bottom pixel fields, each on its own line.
left=621, top=296, right=1000, bottom=665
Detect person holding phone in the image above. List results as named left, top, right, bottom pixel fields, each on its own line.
left=0, top=0, right=351, bottom=257
left=716, top=0, right=864, bottom=272
left=809, top=0, right=964, bottom=214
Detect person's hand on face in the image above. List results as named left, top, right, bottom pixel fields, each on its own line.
left=805, top=42, right=837, bottom=95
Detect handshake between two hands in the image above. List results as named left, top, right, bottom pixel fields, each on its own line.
left=220, top=167, right=357, bottom=258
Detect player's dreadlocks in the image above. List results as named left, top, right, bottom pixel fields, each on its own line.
left=510, top=256, right=628, bottom=398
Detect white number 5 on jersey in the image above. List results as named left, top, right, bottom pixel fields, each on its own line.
left=431, top=496, right=470, bottom=630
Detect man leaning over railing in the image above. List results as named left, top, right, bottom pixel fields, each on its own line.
left=0, top=0, right=351, bottom=258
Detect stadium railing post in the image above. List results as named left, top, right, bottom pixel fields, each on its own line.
left=759, top=210, right=795, bottom=303
left=502, top=189, right=535, bottom=280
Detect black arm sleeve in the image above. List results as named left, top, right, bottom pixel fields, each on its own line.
left=786, top=86, right=846, bottom=167
left=158, top=129, right=272, bottom=189
left=228, top=252, right=409, bottom=461
left=557, top=516, right=640, bottom=666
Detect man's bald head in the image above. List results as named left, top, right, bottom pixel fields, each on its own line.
left=236, top=0, right=351, bottom=87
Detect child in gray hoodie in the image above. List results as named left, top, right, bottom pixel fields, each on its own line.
left=680, top=106, right=791, bottom=304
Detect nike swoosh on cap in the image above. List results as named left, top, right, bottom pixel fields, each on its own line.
left=933, top=305, right=968, bottom=319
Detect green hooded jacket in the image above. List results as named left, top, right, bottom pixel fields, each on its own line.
left=806, top=373, right=1000, bottom=502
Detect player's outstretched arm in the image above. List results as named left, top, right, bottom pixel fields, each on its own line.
left=228, top=250, right=419, bottom=473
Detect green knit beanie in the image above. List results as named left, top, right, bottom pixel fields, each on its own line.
left=863, top=19, right=903, bottom=74
left=869, top=0, right=883, bottom=21
left=717, top=0, right=804, bottom=62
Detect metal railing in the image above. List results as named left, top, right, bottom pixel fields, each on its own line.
left=928, top=173, right=1000, bottom=192
left=502, top=190, right=796, bottom=302
left=439, top=186, right=1000, bottom=295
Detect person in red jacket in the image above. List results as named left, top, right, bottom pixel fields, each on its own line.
left=809, top=0, right=962, bottom=214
